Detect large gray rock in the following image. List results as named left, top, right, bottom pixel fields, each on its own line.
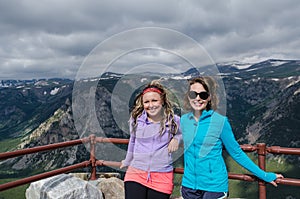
left=25, top=174, right=103, bottom=199
left=95, top=177, right=124, bottom=199
left=70, top=173, right=124, bottom=199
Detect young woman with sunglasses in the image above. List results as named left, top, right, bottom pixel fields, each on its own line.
left=120, top=80, right=182, bottom=199
left=180, top=77, right=283, bottom=199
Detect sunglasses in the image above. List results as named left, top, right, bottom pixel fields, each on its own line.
left=188, top=91, right=209, bottom=100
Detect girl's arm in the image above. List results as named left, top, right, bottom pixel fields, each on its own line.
left=120, top=119, right=136, bottom=168
left=120, top=134, right=135, bottom=168
left=221, top=117, right=278, bottom=183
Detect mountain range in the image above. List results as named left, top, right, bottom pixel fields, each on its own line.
left=0, top=58, right=299, bottom=176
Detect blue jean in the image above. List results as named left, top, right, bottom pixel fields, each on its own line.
left=181, top=186, right=228, bottom=199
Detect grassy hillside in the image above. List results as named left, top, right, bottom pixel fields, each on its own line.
left=0, top=179, right=29, bottom=199
left=225, top=152, right=300, bottom=199
left=0, top=138, right=22, bottom=153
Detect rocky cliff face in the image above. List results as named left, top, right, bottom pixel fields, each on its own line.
left=0, top=79, right=73, bottom=140
left=224, top=75, right=300, bottom=146
left=0, top=79, right=124, bottom=173
left=0, top=59, right=299, bottom=174
left=2, top=98, right=89, bottom=171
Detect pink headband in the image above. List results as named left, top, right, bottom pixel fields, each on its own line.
left=142, top=87, right=162, bottom=95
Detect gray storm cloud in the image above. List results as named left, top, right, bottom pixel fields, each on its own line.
left=0, top=0, right=299, bottom=79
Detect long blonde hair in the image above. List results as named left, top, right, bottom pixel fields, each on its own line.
left=131, top=80, right=178, bottom=136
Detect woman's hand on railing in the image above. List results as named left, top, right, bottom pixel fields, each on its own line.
left=120, top=160, right=126, bottom=169
left=270, top=174, right=284, bottom=187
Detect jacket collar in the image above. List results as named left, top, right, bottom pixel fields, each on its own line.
left=137, top=110, right=148, bottom=123
left=188, top=110, right=214, bottom=120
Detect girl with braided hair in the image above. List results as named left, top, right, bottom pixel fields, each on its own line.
left=120, top=80, right=182, bottom=199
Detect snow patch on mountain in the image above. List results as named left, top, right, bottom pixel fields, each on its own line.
left=50, top=87, right=60, bottom=95
left=269, top=60, right=289, bottom=67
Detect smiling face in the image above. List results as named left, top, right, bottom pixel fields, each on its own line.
left=189, top=82, right=210, bottom=113
left=142, top=91, right=163, bottom=122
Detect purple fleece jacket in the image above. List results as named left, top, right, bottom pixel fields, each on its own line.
left=123, top=111, right=182, bottom=172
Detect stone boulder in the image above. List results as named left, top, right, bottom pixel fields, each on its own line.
left=95, top=177, right=125, bottom=199
left=70, top=172, right=124, bottom=199
left=25, top=174, right=103, bottom=199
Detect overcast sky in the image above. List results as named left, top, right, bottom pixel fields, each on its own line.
left=0, top=0, right=299, bottom=80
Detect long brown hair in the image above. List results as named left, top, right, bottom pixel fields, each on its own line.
left=131, top=80, right=178, bottom=136
left=183, top=76, right=219, bottom=111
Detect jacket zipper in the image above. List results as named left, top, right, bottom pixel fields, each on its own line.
left=194, top=120, right=198, bottom=189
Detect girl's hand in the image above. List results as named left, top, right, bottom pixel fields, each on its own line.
left=270, top=174, right=284, bottom=187
left=120, top=160, right=126, bottom=169
left=168, top=138, right=179, bottom=153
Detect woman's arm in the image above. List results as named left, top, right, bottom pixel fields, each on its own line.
left=221, top=117, right=283, bottom=185
left=120, top=119, right=136, bottom=168
left=120, top=134, right=135, bottom=168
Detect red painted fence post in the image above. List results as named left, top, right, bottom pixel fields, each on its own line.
left=89, top=134, right=97, bottom=180
left=257, top=143, right=266, bottom=199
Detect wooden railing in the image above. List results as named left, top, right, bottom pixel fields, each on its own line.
left=0, top=134, right=300, bottom=199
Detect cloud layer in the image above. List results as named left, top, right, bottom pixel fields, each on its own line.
left=0, top=0, right=299, bottom=79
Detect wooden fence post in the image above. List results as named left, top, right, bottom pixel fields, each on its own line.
left=257, top=143, right=266, bottom=199
left=89, top=134, right=97, bottom=180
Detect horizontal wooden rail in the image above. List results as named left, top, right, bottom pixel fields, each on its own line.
left=92, top=160, right=300, bottom=188
left=267, top=146, right=300, bottom=155
left=0, top=138, right=89, bottom=160
left=276, top=178, right=300, bottom=186
left=0, top=135, right=299, bottom=199
left=174, top=167, right=300, bottom=186
left=240, top=144, right=257, bottom=152
left=228, top=173, right=256, bottom=182
left=95, top=137, right=129, bottom=144
left=0, top=161, right=90, bottom=192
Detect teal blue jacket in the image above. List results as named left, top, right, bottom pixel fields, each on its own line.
left=180, top=110, right=276, bottom=192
